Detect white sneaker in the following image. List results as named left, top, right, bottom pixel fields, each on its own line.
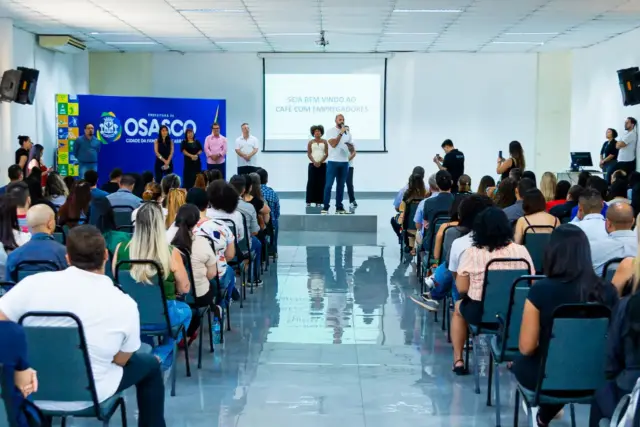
left=320, top=209, right=329, bottom=214
left=424, top=276, right=435, bottom=290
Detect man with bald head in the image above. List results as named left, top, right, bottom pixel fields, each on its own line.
left=5, top=204, right=67, bottom=281
left=591, top=201, right=637, bottom=275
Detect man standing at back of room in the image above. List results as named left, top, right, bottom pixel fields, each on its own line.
left=322, top=114, right=352, bottom=214
left=433, top=139, right=465, bottom=193
left=616, top=117, right=637, bottom=174
left=73, top=123, right=101, bottom=178
left=235, top=123, right=260, bottom=175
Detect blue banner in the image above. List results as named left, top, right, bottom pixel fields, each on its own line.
left=76, top=95, right=226, bottom=182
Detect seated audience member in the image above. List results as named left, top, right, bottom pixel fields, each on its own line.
left=512, top=225, right=618, bottom=427
left=578, top=170, right=592, bottom=188
left=6, top=204, right=67, bottom=280
left=413, top=174, right=438, bottom=231
left=0, top=194, right=30, bottom=248
left=106, top=174, right=142, bottom=211
left=58, top=180, right=92, bottom=228
left=514, top=188, right=559, bottom=244
left=89, top=197, right=132, bottom=253
left=0, top=225, right=167, bottom=426
left=63, top=176, right=76, bottom=192
left=100, top=168, right=123, bottom=194
left=421, top=170, right=455, bottom=253
left=574, top=188, right=608, bottom=241
left=0, top=246, right=6, bottom=281
left=141, top=170, right=154, bottom=187
left=540, top=172, right=557, bottom=202
left=493, top=177, right=517, bottom=209
left=169, top=204, right=220, bottom=342
left=44, top=173, right=68, bottom=209
left=504, top=178, right=536, bottom=223
left=611, top=169, right=627, bottom=183
left=193, top=173, right=207, bottom=190
left=0, top=165, right=24, bottom=195
left=130, top=173, right=145, bottom=198
left=397, top=174, right=428, bottom=254
left=206, top=180, right=245, bottom=242
left=508, top=168, right=522, bottom=183
left=84, top=169, right=109, bottom=199
left=394, top=166, right=426, bottom=211
left=0, top=321, right=40, bottom=427
left=6, top=182, right=31, bottom=234
left=627, top=171, right=640, bottom=200
left=572, top=176, right=609, bottom=220
left=23, top=173, right=55, bottom=216
left=204, top=169, right=223, bottom=185
left=431, top=195, right=466, bottom=263
left=457, top=174, right=472, bottom=194
left=550, top=185, right=584, bottom=221
left=160, top=173, right=181, bottom=209
left=476, top=175, right=495, bottom=196
left=257, top=168, right=280, bottom=254
left=229, top=175, right=260, bottom=245
left=546, top=179, right=571, bottom=211
left=607, top=177, right=631, bottom=205
left=112, top=203, right=191, bottom=369
left=590, top=202, right=636, bottom=276
left=248, top=173, right=271, bottom=226
left=522, top=170, right=537, bottom=185
left=164, top=188, right=187, bottom=228
left=451, top=207, right=533, bottom=374
left=132, top=182, right=166, bottom=223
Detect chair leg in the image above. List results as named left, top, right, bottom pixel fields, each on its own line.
left=441, top=294, right=447, bottom=331
left=61, top=417, right=67, bottom=427
left=434, top=310, right=438, bottom=323
left=446, top=301, right=452, bottom=343
left=207, top=310, right=214, bottom=352
left=183, top=328, right=191, bottom=377
left=487, top=352, right=493, bottom=406
left=171, top=340, right=177, bottom=396
left=513, top=389, right=520, bottom=427
left=494, top=361, right=501, bottom=427
left=464, top=336, right=470, bottom=371
left=119, top=397, right=128, bottom=427
left=570, top=403, right=576, bottom=427
left=473, top=334, right=480, bottom=394
left=240, top=269, right=245, bottom=309
left=226, top=302, right=231, bottom=331
left=197, top=315, right=204, bottom=369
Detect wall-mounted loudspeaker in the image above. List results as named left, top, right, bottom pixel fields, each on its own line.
left=15, top=67, right=39, bottom=105
left=618, top=67, right=640, bottom=106
left=0, top=69, right=22, bottom=102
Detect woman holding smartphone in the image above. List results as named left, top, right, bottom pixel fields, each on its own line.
left=154, top=125, right=174, bottom=183
left=497, top=140, right=526, bottom=180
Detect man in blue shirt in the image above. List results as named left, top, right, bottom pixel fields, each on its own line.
left=107, top=174, right=143, bottom=210
left=6, top=204, right=67, bottom=281
left=0, top=164, right=24, bottom=195
left=84, top=169, right=109, bottom=199
left=73, top=123, right=101, bottom=178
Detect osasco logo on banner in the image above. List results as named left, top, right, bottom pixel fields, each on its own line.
left=96, top=111, right=198, bottom=144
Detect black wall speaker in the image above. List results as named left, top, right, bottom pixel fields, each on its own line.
left=15, top=66, right=39, bottom=105
left=618, top=67, right=640, bottom=106
left=0, top=69, right=22, bottom=102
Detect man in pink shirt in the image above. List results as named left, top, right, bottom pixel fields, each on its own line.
left=204, top=122, right=227, bottom=179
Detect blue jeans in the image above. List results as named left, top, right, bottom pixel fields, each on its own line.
left=142, top=299, right=192, bottom=370
left=250, top=236, right=262, bottom=281
left=429, top=263, right=459, bottom=301
left=78, top=162, right=97, bottom=179
left=220, top=267, right=236, bottom=296
left=323, top=161, right=349, bottom=210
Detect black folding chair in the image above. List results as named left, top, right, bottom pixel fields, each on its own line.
left=111, top=206, right=134, bottom=229
left=602, top=257, right=625, bottom=282
left=11, top=260, right=62, bottom=283
left=522, top=225, right=555, bottom=274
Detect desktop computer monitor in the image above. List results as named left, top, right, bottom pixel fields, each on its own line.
left=570, top=152, right=593, bottom=169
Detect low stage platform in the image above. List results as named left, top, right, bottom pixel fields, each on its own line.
left=279, top=205, right=377, bottom=233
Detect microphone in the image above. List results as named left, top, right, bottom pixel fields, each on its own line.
left=342, top=124, right=348, bottom=135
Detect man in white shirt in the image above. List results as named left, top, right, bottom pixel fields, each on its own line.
left=0, top=225, right=166, bottom=426
left=590, top=202, right=637, bottom=275
left=235, top=123, right=259, bottom=175
left=575, top=188, right=608, bottom=241
left=616, top=116, right=638, bottom=174
left=322, top=114, right=352, bottom=214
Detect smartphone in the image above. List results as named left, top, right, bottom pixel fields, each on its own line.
left=498, top=150, right=503, bottom=159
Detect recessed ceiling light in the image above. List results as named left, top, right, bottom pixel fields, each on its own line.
left=385, top=32, right=438, bottom=35
left=393, top=9, right=462, bottom=13
left=177, top=8, right=244, bottom=13
left=90, top=32, right=131, bottom=35
left=105, top=41, right=157, bottom=45
left=266, top=33, right=316, bottom=36
left=504, top=32, right=558, bottom=35
left=379, top=41, right=431, bottom=44
left=216, top=41, right=265, bottom=44
left=492, top=41, right=544, bottom=45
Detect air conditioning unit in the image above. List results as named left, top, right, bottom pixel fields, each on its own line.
left=38, top=35, right=86, bottom=53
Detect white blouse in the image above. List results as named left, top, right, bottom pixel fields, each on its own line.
left=310, top=141, right=326, bottom=163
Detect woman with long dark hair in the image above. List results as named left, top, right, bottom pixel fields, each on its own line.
left=513, top=225, right=618, bottom=426
left=600, top=128, right=619, bottom=183
left=27, top=144, right=48, bottom=187
left=397, top=173, right=428, bottom=255
left=58, top=180, right=92, bottom=228
left=154, top=125, right=174, bottom=183
left=44, top=173, right=69, bottom=209
left=493, top=177, right=517, bottom=208
left=306, top=125, right=328, bottom=206
left=0, top=195, right=27, bottom=253
left=181, top=128, right=203, bottom=190
left=497, top=140, right=526, bottom=179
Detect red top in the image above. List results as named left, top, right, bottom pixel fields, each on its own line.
left=546, top=199, right=565, bottom=212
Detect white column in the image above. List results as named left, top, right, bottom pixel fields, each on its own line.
left=0, top=19, right=14, bottom=184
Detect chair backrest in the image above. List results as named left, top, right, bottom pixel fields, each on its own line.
left=440, top=225, right=463, bottom=266
left=535, top=304, right=612, bottom=398
left=426, top=213, right=451, bottom=253
left=498, top=275, right=545, bottom=355
left=115, top=260, right=170, bottom=329
left=523, top=225, right=555, bottom=274
left=218, top=218, right=240, bottom=261
left=402, top=200, right=423, bottom=231
left=111, top=205, right=134, bottom=228
left=602, top=257, right=625, bottom=282
left=18, top=312, right=101, bottom=417
left=53, top=225, right=66, bottom=245
left=238, top=213, right=251, bottom=254
left=175, top=247, right=197, bottom=305
left=116, top=225, right=134, bottom=235
left=12, top=260, right=62, bottom=283
left=480, top=258, right=532, bottom=327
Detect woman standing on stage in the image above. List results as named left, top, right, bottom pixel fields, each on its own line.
left=154, top=125, right=174, bottom=183
left=305, top=125, right=328, bottom=206
left=181, top=128, right=203, bottom=189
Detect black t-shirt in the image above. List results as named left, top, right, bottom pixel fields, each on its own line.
left=602, top=140, right=619, bottom=160
left=250, top=198, right=264, bottom=216
left=15, top=148, right=28, bottom=173
left=181, top=140, right=203, bottom=162
left=101, top=182, right=120, bottom=194
left=443, top=149, right=465, bottom=185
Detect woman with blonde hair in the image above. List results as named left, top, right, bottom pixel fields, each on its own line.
left=112, top=202, right=191, bottom=368
left=165, top=188, right=187, bottom=228
left=540, top=172, right=558, bottom=202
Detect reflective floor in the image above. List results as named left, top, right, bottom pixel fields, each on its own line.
left=74, top=199, right=586, bottom=426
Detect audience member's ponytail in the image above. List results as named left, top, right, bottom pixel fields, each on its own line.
left=170, top=204, right=200, bottom=252
left=142, top=182, right=162, bottom=202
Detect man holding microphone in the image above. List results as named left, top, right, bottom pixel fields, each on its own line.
left=322, top=114, right=353, bottom=214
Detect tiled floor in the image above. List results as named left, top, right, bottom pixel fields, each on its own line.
left=74, top=199, right=586, bottom=426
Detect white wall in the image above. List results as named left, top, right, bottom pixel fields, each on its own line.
left=570, top=27, right=640, bottom=165
left=11, top=28, right=89, bottom=170
left=89, top=52, right=541, bottom=191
